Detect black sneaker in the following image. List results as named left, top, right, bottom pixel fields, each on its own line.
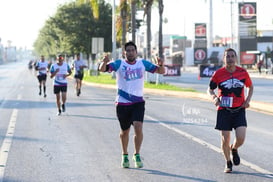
left=232, top=148, right=240, bottom=165
left=44, top=94, right=47, bottom=98
left=57, top=109, right=61, bottom=116
left=62, top=104, right=65, bottom=112
left=224, top=161, right=233, bottom=173
left=39, top=92, right=41, bottom=96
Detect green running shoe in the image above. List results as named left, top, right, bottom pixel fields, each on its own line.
left=133, top=154, right=143, bottom=168
left=121, top=154, right=130, bottom=168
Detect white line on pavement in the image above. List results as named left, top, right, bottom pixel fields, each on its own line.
left=0, top=109, right=18, bottom=182
left=0, top=94, right=21, bottom=182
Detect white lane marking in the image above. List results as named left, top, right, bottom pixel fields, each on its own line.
left=0, top=109, right=18, bottom=182
left=0, top=94, right=21, bottom=181
left=146, top=115, right=273, bottom=176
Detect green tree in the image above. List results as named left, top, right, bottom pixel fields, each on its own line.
left=76, top=0, right=99, bottom=19
left=33, top=1, right=112, bottom=59
left=143, top=0, right=154, bottom=59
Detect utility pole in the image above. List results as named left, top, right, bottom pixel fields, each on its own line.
left=208, top=0, right=213, bottom=48
left=230, top=0, right=235, bottom=48
left=223, top=0, right=237, bottom=48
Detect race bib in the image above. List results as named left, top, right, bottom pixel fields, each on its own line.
left=220, top=96, right=233, bottom=107
left=56, top=74, right=65, bottom=81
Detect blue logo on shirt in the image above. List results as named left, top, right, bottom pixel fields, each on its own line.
left=122, top=66, right=143, bottom=81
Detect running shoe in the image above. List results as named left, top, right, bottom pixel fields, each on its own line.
left=232, top=148, right=240, bottom=165
left=121, top=154, right=130, bottom=168
left=62, top=104, right=65, bottom=112
left=224, top=160, right=233, bottom=173
left=39, top=91, right=41, bottom=96
left=44, top=94, right=47, bottom=98
left=132, top=154, right=143, bottom=168
left=77, top=89, right=80, bottom=96
left=57, top=109, right=61, bottom=116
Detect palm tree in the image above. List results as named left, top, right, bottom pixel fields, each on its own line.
left=76, top=0, right=99, bottom=19
left=120, top=0, right=128, bottom=50
left=143, top=0, right=153, bottom=59
left=131, top=0, right=137, bottom=42
left=158, top=0, right=164, bottom=59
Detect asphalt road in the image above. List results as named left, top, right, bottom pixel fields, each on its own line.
left=0, top=61, right=273, bottom=182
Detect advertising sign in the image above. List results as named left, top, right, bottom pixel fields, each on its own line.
left=163, top=64, right=181, bottom=76
left=240, top=52, right=256, bottom=65
left=238, top=2, right=257, bottom=55
left=195, top=23, right=207, bottom=39
left=194, top=48, right=207, bottom=65
left=199, top=65, right=221, bottom=78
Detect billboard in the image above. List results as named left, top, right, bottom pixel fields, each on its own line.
left=194, top=23, right=207, bottom=65
left=195, top=23, right=207, bottom=39
left=163, top=64, right=181, bottom=76
left=194, top=48, right=207, bottom=65
left=238, top=2, right=257, bottom=64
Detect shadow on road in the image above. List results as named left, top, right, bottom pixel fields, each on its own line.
left=131, top=168, right=216, bottom=182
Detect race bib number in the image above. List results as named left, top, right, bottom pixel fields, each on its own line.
left=220, top=96, right=233, bottom=107
left=56, top=74, right=65, bottom=81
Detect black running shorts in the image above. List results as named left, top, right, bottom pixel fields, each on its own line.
left=116, top=102, right=145, bottom=131
left=54, top=85, right=67, bottom=94
left=37, top=74, right=47, bottom=82
left=215, top=108, right=247, bottom=131
left=74, top=73, right=84, bottom=80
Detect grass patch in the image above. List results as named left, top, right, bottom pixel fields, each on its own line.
left=84, top=72, right=116, bottom=84
left=144, top=82, right=196, bottom=92
left=83, top=71, right=196, bottom=92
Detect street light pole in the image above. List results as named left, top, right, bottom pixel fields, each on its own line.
left=209, top=0, right=213, bottom=48
left=230, top=0, right=235, bottom=48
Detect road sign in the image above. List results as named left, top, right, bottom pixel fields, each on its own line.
left=92, top=37, right=104, bottom=54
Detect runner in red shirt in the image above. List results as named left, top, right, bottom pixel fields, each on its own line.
left=207, top=48, right=254, bottom=173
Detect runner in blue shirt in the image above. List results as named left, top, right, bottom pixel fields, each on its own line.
left=71, top=53, right=87, bottom=96
left=50, top=55, right=72, bottom=115
left=99, top=41, right=165, bottom=168
left=35, top=55, right=48, bottom=97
